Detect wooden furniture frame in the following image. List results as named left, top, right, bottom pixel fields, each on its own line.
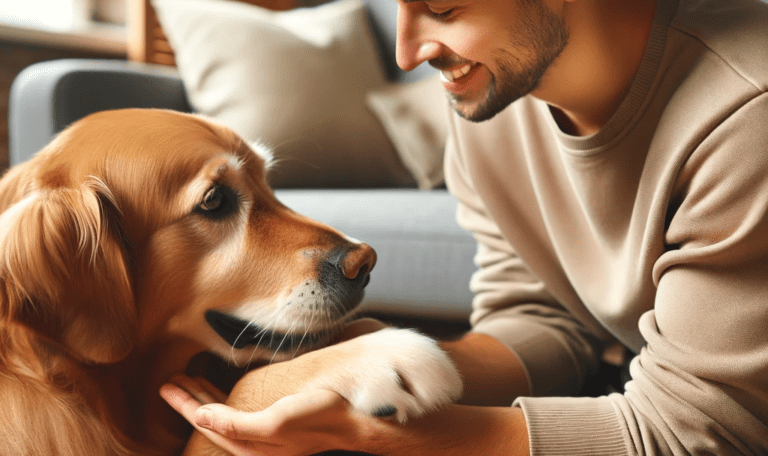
left=127, top=0, right=298, bottom=65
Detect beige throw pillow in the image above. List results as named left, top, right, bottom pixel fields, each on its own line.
left=366, top=74, right=449, bottom=189
left=152, top=0, right=415, bottom=188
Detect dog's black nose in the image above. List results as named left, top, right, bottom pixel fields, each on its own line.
left=339, top=243, right=377, bottom=282
left=321, top=244, right=377, bottom=314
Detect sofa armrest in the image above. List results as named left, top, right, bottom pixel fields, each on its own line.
left=9, top=59, right=193, bottom=166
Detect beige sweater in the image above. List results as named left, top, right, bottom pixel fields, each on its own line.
left=444, top=0, right=768, bottom=453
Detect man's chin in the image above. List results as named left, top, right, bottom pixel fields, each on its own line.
left=451, top=98, right=508, bottom=123
left=450, top=82, right=535, bottom=122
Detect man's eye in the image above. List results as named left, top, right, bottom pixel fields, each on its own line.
left=196, top=186, right=238, bottom=219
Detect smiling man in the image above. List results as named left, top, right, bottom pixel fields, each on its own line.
left=162, top=0, right=768, bottom=454
left=402, top=0, right=571, bottom=122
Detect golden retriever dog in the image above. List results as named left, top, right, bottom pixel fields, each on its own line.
left=0, top=109, right=461, bottom=456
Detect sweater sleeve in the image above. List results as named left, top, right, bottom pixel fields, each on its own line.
left=516, top=93, right=768, bottom=455
left=443, top=124, right=603, bottom=398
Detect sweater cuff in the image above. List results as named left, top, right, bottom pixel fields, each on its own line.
left=514, top=395, right=630, bottom=456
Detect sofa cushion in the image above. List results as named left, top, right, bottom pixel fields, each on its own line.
left=152, top=0, right=415, bottom=188
left=366, top=74, right=449, bottom=189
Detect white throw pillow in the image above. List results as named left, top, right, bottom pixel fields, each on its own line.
left=366, top=74, right=449, bottom=189
left=152, top=0, right=415, bottom=188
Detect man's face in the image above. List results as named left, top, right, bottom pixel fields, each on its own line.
left=396, top=0, right=569, bottom=122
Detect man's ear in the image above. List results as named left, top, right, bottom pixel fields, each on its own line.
left=0, top=178, right=136, bottom=364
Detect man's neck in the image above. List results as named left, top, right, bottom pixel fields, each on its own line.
left=533, top=0, right=656, bottom=136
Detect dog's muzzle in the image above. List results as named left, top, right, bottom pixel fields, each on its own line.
left=206, top=245, right=374, bottom=352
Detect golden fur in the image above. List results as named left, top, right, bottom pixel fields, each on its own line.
left=0, top=109, right=378, bottom=455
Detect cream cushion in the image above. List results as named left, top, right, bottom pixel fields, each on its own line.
left=152, top=0, right=415, bottom=188
left=366, top=74, right=449, bottom=189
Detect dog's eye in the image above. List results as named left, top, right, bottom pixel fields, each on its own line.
left=201, top=187, right=224, bottom=211
left=196, top=186, right=238, bottom=219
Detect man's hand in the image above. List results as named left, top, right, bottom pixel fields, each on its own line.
left=161, top=379, right=363, bottom=455
left=161, top=376, right=530, bottom=456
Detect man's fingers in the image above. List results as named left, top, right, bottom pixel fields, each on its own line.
left=159, top=382, right=203, bottom=425
left=160, top=387, right=265, bottom=455
left=159, top=376, right=276, bottom=439
left=196, top=389, right=348, bottom=439
left=162, top=378, right=354, bottom=455
left=161, top=374, right=223, bottom=407
left=194, top=402, right=291, bottom=442
left=195, top=403, right=251, bottom=439
left=159, top=374, right=229, bottom=432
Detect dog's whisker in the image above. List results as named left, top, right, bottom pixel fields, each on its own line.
left=330, top=297, right=347, bottom=320
left=281, top=313, right=316, bottom=380
left=268, top=321, right=297, bottom=366
left=245, top=337, right=260, bottom=370
left=245, top=322, right=268, bottom=362
left=228, top=320, right=256, bottom=367
left=244, top=322, right=273, bottom=369
left=255, top=323, right=270, bottom=347
left=231, top=320, right=255, bottom=353
left=291, top=312, right=316, bottom=361
left=239, top=318, right=274, bottom=369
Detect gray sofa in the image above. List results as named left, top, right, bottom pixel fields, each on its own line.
left=7, top=0, right=476, bottom=330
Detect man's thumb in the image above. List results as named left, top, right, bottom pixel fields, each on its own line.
left=195, top=404, right=239, bottom=438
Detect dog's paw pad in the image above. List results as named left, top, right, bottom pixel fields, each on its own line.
left=371, top=405, right=398, bottom=418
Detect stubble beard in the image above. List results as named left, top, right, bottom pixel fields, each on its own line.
left=450, top=0, right=570, bottom=123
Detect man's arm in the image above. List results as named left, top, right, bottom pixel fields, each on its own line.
left=162, top=374, right=531, bottom=456
left=441, top=332, right=531, bottom=406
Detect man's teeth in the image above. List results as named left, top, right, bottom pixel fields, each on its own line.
left=440, top=64, right=473, bottom=83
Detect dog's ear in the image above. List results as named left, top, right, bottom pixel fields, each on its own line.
left=0, top=178, right=136, bottom=364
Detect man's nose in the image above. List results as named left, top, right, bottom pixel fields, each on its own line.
left=395, top=4, right=443, bottom=71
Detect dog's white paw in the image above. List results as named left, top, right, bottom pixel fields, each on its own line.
left=302, top=328, right=463, bottom=423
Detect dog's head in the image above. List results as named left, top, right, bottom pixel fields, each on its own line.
left=0, top=109, right=375, bottom=366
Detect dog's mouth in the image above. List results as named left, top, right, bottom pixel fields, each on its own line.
left=204, top=310, right=338, bottom=353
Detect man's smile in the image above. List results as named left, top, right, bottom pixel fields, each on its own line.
left=439, top=62, right=476, bottom=82
left=436, top=60, right=491, bottom=106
